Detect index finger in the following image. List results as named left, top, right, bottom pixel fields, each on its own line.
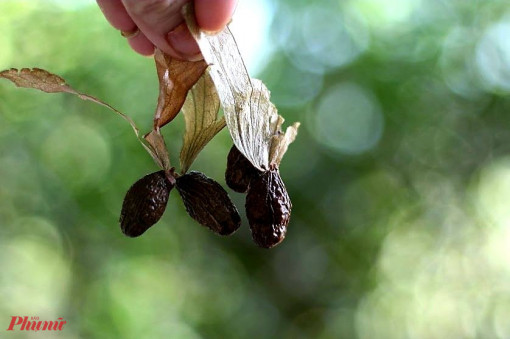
left=194, top=0, right=238, bottom=32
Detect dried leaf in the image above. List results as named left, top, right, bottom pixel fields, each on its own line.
left=179, top=69, right=225, bottom=173
left=153, top=48, right=208, bottom=129
left=269, top=120, right=300, bottom=167
left=1, top=67, right=69, bottom=93
left=143, top=129, right=172, bottom=170
left=0, top=67, right=170, bottom=169
left=183, top=5, right=300, bottom=171
left=0, top=67, right=140, bottom=137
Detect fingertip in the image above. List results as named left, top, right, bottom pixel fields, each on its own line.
left=97, top=0, right=136, bottom=31
left=194, top=0, right=237, bottom=32
left=128, top=32, right=155, bottom=56
left=166, top=23, right=201, bottom=59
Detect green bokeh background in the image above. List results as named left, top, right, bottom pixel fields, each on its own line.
left=2, top=0, right=510, bottom=338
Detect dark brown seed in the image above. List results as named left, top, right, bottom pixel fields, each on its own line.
left=176, top=171, right=241, bottom=235
left=246, top=168, right=292, bottom=248
left=120, top=170, right=174, bottom=237
left=225, top=145, right=262, bottom=193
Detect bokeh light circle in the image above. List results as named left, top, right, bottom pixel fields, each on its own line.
left=311, top=83, right=384, bottom=155
left=40, top=116, right=111, bottom=190
left=476, top=21, right=510, bottom=92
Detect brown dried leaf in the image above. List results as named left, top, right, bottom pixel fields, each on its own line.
left=0, top=67, right=140, bottom=137
left=143, top=129, right=172, bottom=171
left=153, top=48, right=208, bottom=129
left=0, top=67, right=171, bottom=169
left=183, top=5, right=300, bottom=171
left=0, top=67, right=69, bottom=93
left=269, top=120, right=300, bottom=167
left=180, top=69, right=225, bottom=173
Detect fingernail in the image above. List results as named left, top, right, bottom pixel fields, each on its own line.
left=186, top=53, right=204, bottom=62
left=166, top=24, right=201, bottom=60
left=201, top=18, right=233, bottom=35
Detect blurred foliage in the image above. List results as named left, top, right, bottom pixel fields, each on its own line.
left=1, top=0, right=510, bottom=338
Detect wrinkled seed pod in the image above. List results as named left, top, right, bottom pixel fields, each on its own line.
left=246, top=168, right=292, bottom=248
left=176, top=171, right=241, bottom=235
left=225, top=145, right=262, bottom=193
left=120, top=170, right=174, bottom=237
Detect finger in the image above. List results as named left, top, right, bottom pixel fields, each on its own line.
left=97, top=0, right=154, bottom=56
left=194, top=0, right=237, bottom=32
left=121, top=0, right=199, bottom=59
left=166, top=23, right=201, bottom=59
left=127, top=31, right=156, bottom=56
left=97, top=0, right=136, bottom=32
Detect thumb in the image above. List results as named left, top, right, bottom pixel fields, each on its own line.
left=195, top=0, right=238, bottom=33
left=121, top=0, right=198, bottom=60
left=121, top=0, right=237, bottom=60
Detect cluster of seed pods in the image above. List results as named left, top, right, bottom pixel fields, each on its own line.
left=120, top=169, right=241, bottom=238
left=0, top=18, right=297, bottom=249
left=225, top=146, right=292, bottom=248
left=119, top=145, right=292, bottom=249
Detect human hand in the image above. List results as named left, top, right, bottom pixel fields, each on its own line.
left=97, top=0, right=237, bottom=60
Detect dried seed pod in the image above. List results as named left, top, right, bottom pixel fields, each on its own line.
left=176, top=171, right=241, bottom=235
left=120, top=170, right=175, bottom=237
left=225, top=145, right=262, bottom=193
left=246, top=168, right=292, bottom=248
